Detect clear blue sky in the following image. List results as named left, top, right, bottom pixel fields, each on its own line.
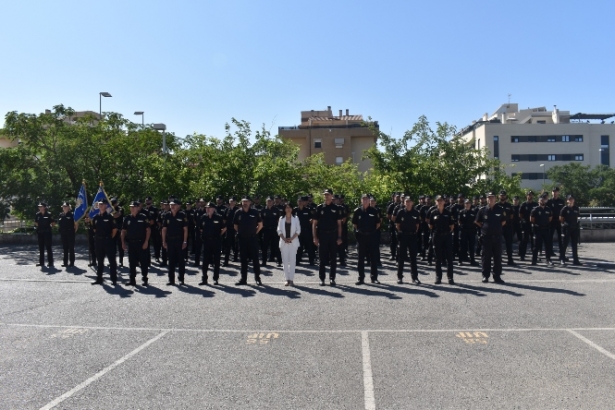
left=2, top=0, right=614, bottom=140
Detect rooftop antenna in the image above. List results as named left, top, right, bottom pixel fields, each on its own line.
left=507, top=93, right=512, bottom=106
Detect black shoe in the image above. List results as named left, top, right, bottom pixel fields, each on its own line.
left=371, top=279, right=380, bottom=284
left=235, top=280, right=247, bottom=286
left=493, top=278, right=505, bottom=284
left=531, top=261, right=537, bottom=265
left=213, top=280, right=218, bottom=285
left=276, top=262, right=282, bottom=268
left=573, top=261, right=582, bottom=266
left=178, top=280, right=185, bottom=286
left=355, top=280, right=365, bottom=285
left=319, top=280, right=325, bottom=286
left=330, top=280, right=336, bottom=286
left=412, top=278, right=421, bottom=285
left=255, top=278, right=263, bottom=286
left=434, top=278, right=442, bottom=284
left=428, top=262, right=433, bottom=266
left=118, top=263, right=124, bottom=268
left=222, top=262, right=229, bottom=267
left=87, top=262, right=94, bottom=267
left=142, top=278, right=148, bottom=286
left=482, top=277, right=489, bottom=283
left=397, top=278, right=403, bottom=284
left=546, top=260, right=554, bottom=266
left=507, top=261, right=516, bottom=266
left=470, top=261, right=479, bottom=266
left=166, top=281, right=175, bottom=286
left=128, top=280, right=137, bottom=286
left=112, top=280, right=118, bottom=286
left=389, top=255, right=396, bottom=260
left=61, top=264, right=68, bottom=267
left=520, top=256, right=525, bottom=261
left=159, top=263, right=167, bottom=267
left=36, top=263, right=42, bottom=267
left=448, top=279, right=455, bottom=285
left=199, top=279, right=208, bottom=286
left=92, top=279, right=103, bottom=285
left=69, top=263, right=74, bottom=267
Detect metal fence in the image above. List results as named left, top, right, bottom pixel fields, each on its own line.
left=579, top=207, right=615, bottom=230
left=0, top=219, right=34, bottom=234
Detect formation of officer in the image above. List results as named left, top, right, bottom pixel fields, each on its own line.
left=58, top=202, right=76, bottom=267
left=198, top=201, right=226, bottom=285
left=92, top=199, right=118, bottom=285
left=475, top=192, right=506, bottom=283
left=161, top=199, right=188, bottom=285
left=121, top=200, right=151, bottom=286
left=34, top=202, right=55, bottom=267
left=312, top=189, right=343, bottom=286
left=352, top=194, right=381, bottom=285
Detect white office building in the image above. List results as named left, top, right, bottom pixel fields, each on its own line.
left=459, top=103, right=614, bottom=190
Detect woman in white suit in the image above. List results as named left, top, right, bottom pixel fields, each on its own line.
left=277, top=203, right=301, bottom=286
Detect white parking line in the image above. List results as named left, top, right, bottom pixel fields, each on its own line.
left=361, top=331, right=376, bottom=410
left=39, top=330, right=169, bottom=410
left=567, top=329, right=615, bottom=361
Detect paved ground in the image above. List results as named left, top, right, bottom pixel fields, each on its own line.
left=0, top=242, right=614, bottom=409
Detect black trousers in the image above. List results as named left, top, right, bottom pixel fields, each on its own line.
left=519, top=223, right=533, bottom=258
left=337, top=225, right=347, bottom=264
left=513, top=222, right=522, bottom=243
left=452, top=226, right=460, bottom=257
left=167, top=239, right=185, bottom=282
left=160, top=229, right=168, bottom=264
left=202, top=237, right=222, bottom=281
left=223, top=228, right=238, bottom=263
left=151, top=228, right=161, bottom=259
left=238, top=235, right=261, bottom=282
left=297, top=231, right=315, bottom=264
left=459, top=229, right=476, bottom=263
left=433, top=233, right=454, bottom=280
left=188, top=227, right=196, bottom=255
left=342, top=221, right=349, bottom=253
left=397, top=233, right=418, bottom=280
left=389, top=224, right=398, bottom=257
left=95, top=237, right=117, bottom=281
left=87, top=228, right=96, bottom=264
left=549, top=223, right=563, bottom=257
left=357, top=232, right=379, bottom=280
left=115, top=233, right=124, bottom=264
left=261, top=228, right=280, bottom=263
left=532, top=227, right=552, bottom=263
left=481, top=235, right=502, bottom=279
left=318, top=232, right=338, bottom=280
left=127, top=240, right=149, bottom=279
left=37, top=231, right=53, bottom=265
left=561, top=225, right=580, bottom=263
left=421, top=223, right=430, bottom=257
left=502, top=227, right=514, bottom=263
left=60, top=231, right=75, bottom=265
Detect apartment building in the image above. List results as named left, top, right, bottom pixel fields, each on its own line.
left=278, top=106, right=378, bottom=173
left=459, top=103, right=614, bottom=190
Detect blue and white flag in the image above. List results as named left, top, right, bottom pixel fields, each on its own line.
left=88, top=184, right=114, bottom=219
left=73, top=182, right=88, bottom=222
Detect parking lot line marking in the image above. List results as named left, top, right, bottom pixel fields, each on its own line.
left=38, top=330, right=169, bottom=410
left=567, top=329, right=615, bottom=361
left=361, top=331, right=376, bottom=410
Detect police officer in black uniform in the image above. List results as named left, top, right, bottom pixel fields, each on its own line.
left=162, top=199, right=188, bottom=285
left=184, top=200, right=196, bottom=264
left=193, top=199, right=206, bottom=267
left=58, top=202, right=76, bottom=267
left=233, top=197, right=263, bottom=286
left=560, top=194, right=581, bottom=265
left=547, top=187, right=565, bottom=259
left=110, top=198, right=125, bottom=267
left=158, top=200, right=169, bottom=266
left=353, top=194, right=381, bottom=285
left=92, top=200, right=118, bottom=285
left=313, top=189, right=343, bottom=286
left=395, top=195, right=421, bottom=284
left=336, top=194, right=350, bottom=266
left=512, top=196, right=522, bottom=243
left=260, top=196, right=281, bottom=267
left=498, top=190, right=516, bottom=265
left=428, top=195, right=455, bottom=285
left=475, top=192, right=506, bottom=283
left=294, top=196, right=315, bottom=265
left=450, top=194, right=465, bottom=260
left=386, top=193, right=401, bottom=261
left=121, top=200, right=151, bottom=286
left=458, top=199, right=478, bottom=266
left=223, top=197, right=239, bottom=265
left=34, top=202, right=55, bottom=267
left=530, top=195, right=554, bottom=266
left=198, top=201, right=226, bottom=285
left=519, top=191, right=538, bottom=261
left=420, top=196, right=432, bottom=260
left=143, top=197, right=160, bottom=263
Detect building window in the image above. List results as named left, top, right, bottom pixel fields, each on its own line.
left=574, top=136, right=583, bottom=142
left=548, top=155, right=556, bottom=161
left=512, top=136, right=520, bottom=143
left=493, top=136, right=499, bottom=159
left=547, top=136, right=556, bottom=142
left=537, top=120, right=546, bottom=124
left=574, top=155, right=584, bottom=161
left=562, top=135, right=570, bottom=142
left=601, top=135, right=610, bottom=166
left=314, top=139, right=322, bottom=149
left=335, top=156, right=343, bottom=165
left=334, top=138, right=344, bottom=148
left=477, top=139, right=481, bottom=150
left=527, top=136, right=537, bottom=142
left=511, top=155, right=519, bottom=162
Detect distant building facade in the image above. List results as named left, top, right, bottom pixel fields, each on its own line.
left=459, top=103, right=615, bottom=190
left=278, top=106, right=378, bottom=173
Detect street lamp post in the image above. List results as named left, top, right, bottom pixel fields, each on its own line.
left=134, top=111, right=144, bottom=127
left=153, top=123, right=167, bottom=156
left=540, top=163, right=545, bottom=188
left=99, top=92, right=112, bottom=118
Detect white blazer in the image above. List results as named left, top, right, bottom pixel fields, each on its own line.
left=277, top=215, right=301, bottom=251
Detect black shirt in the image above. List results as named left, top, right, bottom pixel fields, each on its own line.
left=113, top=206, right=124, bottom=230
left=560, top=205, right=580, bottom=227
left=93, top=213, right=117, bottom=238
left=293, top=206, right=314, bottom=232
left=475, top=204, right=506, bottom=236
left=185, top=208, right=196, bottom=230
left=395, top=208, right=420, bottom=233
left=499, top=201, right=514, bottom=229
left=547, top=197, right=565, bottom=225
left=163, top=211, right=188, bottom=239
left=35, top=211, right=55, bottom=233
left=261, top=207, right=281, bottom=229
left=313, top=202, right=342, bottom=233
left=123, top=213, right=150, bottom=241
left=512, top=204, right=521, bottom=224
left=233, top=208, right=262, bottom=237
left=519, top=201, right=538, bottom=223
left=352, top=206, right=380, bottom=234
left=199, top=212, right=225, bottom=239
left=530, top=206, right=552, bottom=228
left=58, top=211, right=75, bottom=233
left=144, top=205, right=159, bottom=227
left=428, top=207, right=454, bottom=234
left=458, top=208, right=477, bottom=230
left=224, top=206, right=239, bottom=229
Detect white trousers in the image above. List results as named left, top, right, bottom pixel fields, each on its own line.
left=279, top=244, right=297, bottom=280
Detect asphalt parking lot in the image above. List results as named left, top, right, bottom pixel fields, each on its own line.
left=0, top=242, right=614, bottom=409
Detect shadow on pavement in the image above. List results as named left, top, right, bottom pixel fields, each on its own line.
left=175, top=283, right=215, bottom=298
left=135, top=284, right=172, bottom=298
left=254, top=284, right=301, bottom=299
left=293, top=284, right=344, bottom=298
left=422, top=284, right=486, bottom=297
left=504, top=282, right=585, bottom=296
left=456, top=283, right=523, bottom=297
left=214, top=284, right=256, bottom=298
left=376, top=283, right=440, bottom=298
left=337, top=284, right=402, bottom=300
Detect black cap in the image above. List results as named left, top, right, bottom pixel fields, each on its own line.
left=513, top=196, right=519, bottom=200
left=472, top=195, right=479, bottom=200
left=145, top=196, right=152, bottom=201
left=361, top=194, right=370, bottom=199
left=160, top=200, right=168, bottom=205
left=499, top=190, right=507, bottom=195
left=61, top=202, right=70, bottom=207
left=526, top=190, right=534, bottom=195
left=241, top=196, right=251, bottom=202
left=205, top=201, right=215, bottom=207
left=480, top=194, right=486, bottom=199
left=38, top=202, right=48, bottom=207
left=98, top=199, right=109, bottom=205
left=419, top=195, right=425, bottom=199
left=566, top=194, right=575, bottom=200
left=333, top=194, right=340, bottom=199
left=457, top=193, right=464, bottom=198
left=229, top=196, right=237, bottom=202
left=216, top=195, right=224, bottom=200
left=300, top=196, right=309, bottom=201
left=253, top=195, right=260, bottom=200
left=464, top=199, right=471, bottom=203
left=552, top=187, right=560, bottom=192
left=274, top=195, right=281, bottom=199
left=323, top=189, right=333, bottom=195
left=129, top=201, right=140, bottom=207
left=540, top=192, right=549, bottom=199
left=486, top=192, right=496, bottom=197
left=110, top=197, right=118, bottom=204
left=435, top=195, right=444, bottom=201
left=169, top=199, right=181, bottom=205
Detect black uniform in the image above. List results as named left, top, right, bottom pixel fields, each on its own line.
left=185, top=207, right=196, bottom=261
left=475, top=204, right=506, bottom=280
left=428, top=207, right=455, bottom=282
left=352, top=206, right=381, bottom=282
left=223, top=206, right=239, bottom=264
left=294, top=206, right=315, bottom=265
left=560, top=205, right=581, bottom=264
left=163, top=211, right=188, bottom=284
left=313, top=202, right=342, bottom=282
left=512, top=203, right=522, bottom=242
left=58, top=210, right=75, bottom=266
left=157, top=209, right=168, bottom=266
left=34, top=211, right=55, bottom=266
left=113, top=206, right=125, bottom=266
left=261, top=206, right=281, bottom=265
left=386, top=201, right=400, bottom=259
left=530, top=205, right=553, bottom=264
left=458, top=207, right=477, bottom=264
left=199, top=212, right=225, bottom=282
left=450, top=202, right=464, bottom=259
left=395, top=207, right=420, bottom=281
left=419, top=203, right=432, bottom=258
left=233, top=208, right=262, bottom=283
left=192, top=207, right=206, bottom=266
left=337, top=203, right=350, bottom=264
left=499, top=200, right=515, bottom=264
left=144, top=205, right=160, bottom=261
left=122, top=213, right=150, bottom=283
left=519, top=200, right=538, bottom=259
left=547, top=196, right=565, bottom=257
left=93, top=212, right=118, bottom=282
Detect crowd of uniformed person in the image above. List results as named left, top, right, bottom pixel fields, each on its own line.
left=32, top=186, right=582, bottom=287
